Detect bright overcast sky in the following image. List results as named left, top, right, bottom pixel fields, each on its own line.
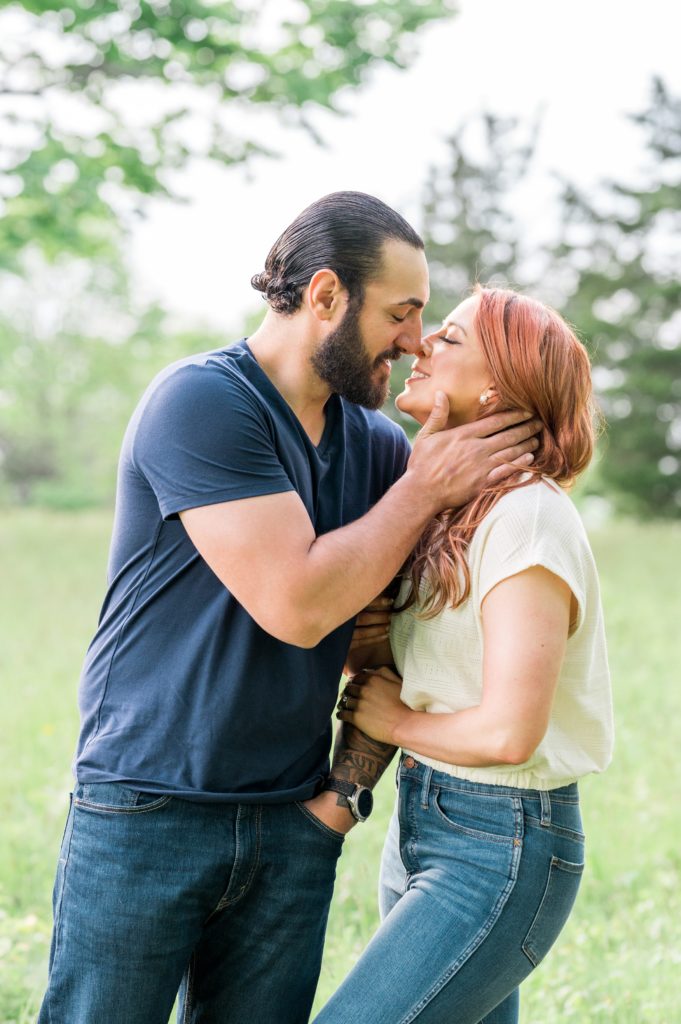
left=130, top=0, right=681, bottom=333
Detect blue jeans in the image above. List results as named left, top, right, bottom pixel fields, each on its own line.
left=314, top=757, right=584, bottom=1024
left=38, top=782, right=344, bottom=1024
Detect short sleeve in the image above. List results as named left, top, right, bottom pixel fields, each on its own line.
left=132, top=364, right=294, bottom=519
left=475, top=485, right=588, bottom=632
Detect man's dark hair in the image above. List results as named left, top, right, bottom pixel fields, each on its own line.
left=251, top=191, right=424, bottom=315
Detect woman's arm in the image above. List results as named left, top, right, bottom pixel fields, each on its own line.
left=339, top=565, right=572, bottom=767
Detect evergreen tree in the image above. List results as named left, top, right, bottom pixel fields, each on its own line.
left=554, top=79, right=681, bottom=518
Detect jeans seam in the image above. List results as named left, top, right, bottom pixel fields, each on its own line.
left=50, top=795, right=76, bottom=987
left=215, top=805, right=262, bottom=912
left=521, top=855, right=584, bottom=966
left=406, top=781, right=420, bottom=876
left=73, top=794, right=173, bottom=814
left=524, top=815, right=585, bottom=842
left=399, top=862, right=521, bottom=1024
left=398, top=796, right=524, bottom=1022
left=181, top=953, right=196, bottom=1024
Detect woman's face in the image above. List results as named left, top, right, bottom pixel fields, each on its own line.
left=395, top=294, right=493, bottom=428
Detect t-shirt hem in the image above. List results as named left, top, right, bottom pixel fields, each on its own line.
left=74, top=767, right=326, bottom=804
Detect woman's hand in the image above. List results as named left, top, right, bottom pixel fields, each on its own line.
left=337, top=666, right=408, bottom=745
left=348, top=597, right=393, bottom=652
left=344, top=593, right=396, bottom=676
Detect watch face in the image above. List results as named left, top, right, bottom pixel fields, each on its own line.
left=355, top=788, right=374, bottom=820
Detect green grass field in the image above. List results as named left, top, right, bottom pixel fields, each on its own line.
left=1, top=510, right=680, bottom=1022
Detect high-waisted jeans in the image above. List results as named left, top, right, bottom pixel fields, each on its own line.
left=314, top=756, right=584, bottom=1024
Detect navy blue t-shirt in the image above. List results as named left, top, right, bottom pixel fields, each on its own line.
left=74, top=340, right=411, bottom=802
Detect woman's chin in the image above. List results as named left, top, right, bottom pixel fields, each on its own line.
left=395, top=390, right=428, bottom=426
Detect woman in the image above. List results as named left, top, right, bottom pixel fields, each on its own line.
left=314, top=286, right=613, bottom=1024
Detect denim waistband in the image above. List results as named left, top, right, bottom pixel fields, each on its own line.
left=399, top=754, right=579, bottom=804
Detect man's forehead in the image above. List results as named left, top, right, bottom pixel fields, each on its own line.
left=372, top=238, right=429, bottom=303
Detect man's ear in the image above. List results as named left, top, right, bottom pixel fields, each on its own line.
left=306, top=268, right=347, bottom=322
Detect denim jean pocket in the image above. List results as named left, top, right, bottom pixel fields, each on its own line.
left=521, top=855, right=584, bottom=966
left=433, top=786, right=519, bottom=844
left=74, top=782, right=173, bottom=814
left=294, top=802, right=346, bottom=843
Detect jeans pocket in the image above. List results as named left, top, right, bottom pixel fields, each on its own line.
left=74, top=782, right=173, bottom=814
left=521, top=855, right=584, bottom=967
left=433, top=786, right=518, bottom=843
left=294, top=801, right=346, bottom=843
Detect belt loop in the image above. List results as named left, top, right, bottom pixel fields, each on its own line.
left=420, top=766, right=433, bottom=809
left=539, top=789, right=551, bottom=826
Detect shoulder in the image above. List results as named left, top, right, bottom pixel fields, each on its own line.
left=127, top=343, right=273, bottom=467
left=135, top=343, right=267, bottom=428
left=472, top=479, right=593, bottom=575
left=485, top=479, right=586, bottom=539
left=146, top=342, right=256, bottom=403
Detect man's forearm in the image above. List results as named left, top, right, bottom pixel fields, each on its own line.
left=302, top=721, right=396, bottom=835
left=292, top=470, right=436, bottom=644
left=327, top=722, right=397, bottom=801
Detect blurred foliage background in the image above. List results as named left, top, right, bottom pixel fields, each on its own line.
left=1, top=3, right=680, bottom=1021
left=0, top=0, right=679, bottom=517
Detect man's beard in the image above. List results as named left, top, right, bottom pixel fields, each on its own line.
left=310, top=299, right=400, bottom=410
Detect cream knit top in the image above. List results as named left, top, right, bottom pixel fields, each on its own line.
left=390, top=478, right=613, bottom=790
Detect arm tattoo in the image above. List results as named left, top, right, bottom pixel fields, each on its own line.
left=327, top=722, right=397, bottom=807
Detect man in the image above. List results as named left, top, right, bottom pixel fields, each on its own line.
left=39, top=192, right=539, bottom=1023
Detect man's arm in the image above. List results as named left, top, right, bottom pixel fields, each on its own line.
left=303, top=720, right=398, bottom=835
left=180, top=400, right=541, bottom=648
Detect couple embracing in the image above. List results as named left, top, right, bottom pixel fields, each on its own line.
left=39, top=192, right=612, bottom=1024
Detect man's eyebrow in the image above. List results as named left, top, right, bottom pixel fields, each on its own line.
left=394, top=297, right=425, bottom=309
left=442, top=318, right=468, bottom=336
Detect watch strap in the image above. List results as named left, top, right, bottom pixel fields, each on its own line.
left=324, top=777, right=355, bottom=799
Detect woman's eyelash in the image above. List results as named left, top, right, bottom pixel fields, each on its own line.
left=437, top=334, right=458, bottom=345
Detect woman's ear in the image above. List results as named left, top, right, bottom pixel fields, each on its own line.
left=478, top=385, right=499, bottom=407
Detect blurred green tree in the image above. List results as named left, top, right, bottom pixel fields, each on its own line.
left=553, top=78, right=681, bottom=518
left=421, top=113, right=540, bottom=321
left=0, top=257, right=227, bottom=505
left=0, top=0, right=456, bottom=265
left=391, top=89, right=681, bottom=519
left=0, top=0, right=457, bottom=504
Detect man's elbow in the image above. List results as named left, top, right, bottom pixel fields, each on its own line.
left=257, top=604, right=327, bottom=649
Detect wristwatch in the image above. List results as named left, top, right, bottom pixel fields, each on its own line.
left=324, top=777, right=374, bottom=822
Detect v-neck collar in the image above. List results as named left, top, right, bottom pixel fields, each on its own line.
left=240, top=340, right=340, bottom=455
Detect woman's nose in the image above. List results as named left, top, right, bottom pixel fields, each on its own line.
left=419, top=336, right=433, bottom=357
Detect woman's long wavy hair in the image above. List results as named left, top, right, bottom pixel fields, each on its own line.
left=400, top=286, right=600, bottom=617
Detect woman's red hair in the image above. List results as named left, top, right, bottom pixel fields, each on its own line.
left=402, top=286, right=599, bottom=616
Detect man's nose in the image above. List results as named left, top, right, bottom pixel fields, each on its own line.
left=396, top=317, right=424, bottom=355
